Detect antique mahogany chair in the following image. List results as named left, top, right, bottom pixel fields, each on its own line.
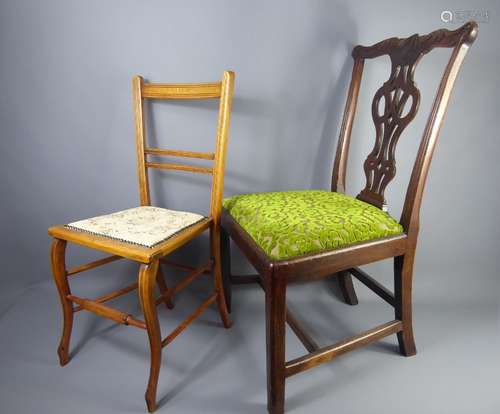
left=220, top=23, right=478, bottom=413
left=48, top=71, right=234, bottom=412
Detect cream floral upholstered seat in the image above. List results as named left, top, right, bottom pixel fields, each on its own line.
left=66, top=206, right=205, bottom=248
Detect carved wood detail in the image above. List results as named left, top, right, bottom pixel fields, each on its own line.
left=354, top=22, right=478, bottom=209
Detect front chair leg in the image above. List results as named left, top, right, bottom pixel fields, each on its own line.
left=265, top=271, right=287, bottom=414
left=337, top=270, right=359, bottom=305
left=394, top=253, right=417, bottom=356
left=50, top=238, right=73, bottom=366
left=138, top=260, right=162, bottom=413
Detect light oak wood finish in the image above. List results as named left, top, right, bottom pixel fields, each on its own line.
left=66, top=254, right=123, bottom=276
left=154, top=261, right=212, bottom=306
left=220, top=22, right=478, bottom=413
left=68, top=294, right=147, bottom=329
left=51, top=239, right=72, bottom=366
left=72, top=281, right=139, bottom=312
left=160, top=258, right=211, bottom=273
left=133, top=75, right=150, bottom=206
left=142, top=82, right=222, bottom=99
left=145, top=161, right=213, bottom=175
left=155, top=266, right=174, bottom=310
left=161, top=292, right=218, bottom=347
left=49, top=217, right=213, bottom=264
left=144, top=147, right=215, bottom=160
left=49, top=71, right=235, bottom=412
left=138, top=261, right=162, bottom=412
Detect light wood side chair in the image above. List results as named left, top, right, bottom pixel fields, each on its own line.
left=48, top=71, right=235, bottom=412
left=220, top=23, right=478, bottom=413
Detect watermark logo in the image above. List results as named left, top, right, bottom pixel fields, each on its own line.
left=441, top=9, right=489, bottom=23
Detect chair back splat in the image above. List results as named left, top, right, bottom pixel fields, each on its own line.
left=331, top=22, right=478, bottom=233
left=132, top=72, right=235, bottom=224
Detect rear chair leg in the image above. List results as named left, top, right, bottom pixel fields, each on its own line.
left=394, top=254, right=417, bottom=356
left=139, top=261, right=162, bottom=413
left=156, top=266, right=174, bottom=310
left=220, top=226, right=232, bottom=313
left=50, top=238, right=73, bottom=366
left=211, top=226, right=232, bottom=328
left=337, top=270, right=358, bottom=305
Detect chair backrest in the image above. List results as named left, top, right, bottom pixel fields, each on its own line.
left=331, top=22, right=478, bottom=237
left=132, top=71, right=235, bottom=222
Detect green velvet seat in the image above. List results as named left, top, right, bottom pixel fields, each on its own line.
left=223, top=190, right=404, bottom=260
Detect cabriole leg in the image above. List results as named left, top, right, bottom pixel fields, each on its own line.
left=139, top=260, right=162, bottom=412
left=50, top=238, right=73, bottom=366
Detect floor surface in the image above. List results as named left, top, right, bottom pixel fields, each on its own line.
left=1, top=267, right=499, bottom=414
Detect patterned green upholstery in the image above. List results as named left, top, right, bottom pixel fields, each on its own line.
left=223, top=190, right=404, bottom=260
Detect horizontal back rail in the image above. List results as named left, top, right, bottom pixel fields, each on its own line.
left=352, top=22, right=477, bottom=60
left=144, top=147, right=215, bottom=160
left=145, top=161, right=213, bottom=175
left=142, top=82, right=222, bottom=99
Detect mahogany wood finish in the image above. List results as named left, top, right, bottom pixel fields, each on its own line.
left=221, top=22, right=478, bottom=413
left=48, top=71, right=235, bottom=412
left=336, top=270, right=358, bottom=305
left=349, top=266, right=395, bottom=306
left=284, top=320, right=403, bottom=377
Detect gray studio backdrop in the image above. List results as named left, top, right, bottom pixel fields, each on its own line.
left=1, top=0, right=499, bottom=413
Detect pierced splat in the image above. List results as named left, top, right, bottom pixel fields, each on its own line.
left=352, top=25, right=477, bottom=209
left=357, top=57, right=421, bottom=210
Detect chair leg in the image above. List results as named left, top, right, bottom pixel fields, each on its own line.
left=337, top=270, right=358, bottom=305
left=156, top=266, right=174, bottom=310
left=138, top=260, right=162, bottom=413
left=50, top=238, right=73, bottom=366
left=265, top=272, right=287, bottom=414
left=220, top=226, right=232, bottom=313
left=210, top=225, right=232, bottom=329
left=394, top=253, right=417, bottom=356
